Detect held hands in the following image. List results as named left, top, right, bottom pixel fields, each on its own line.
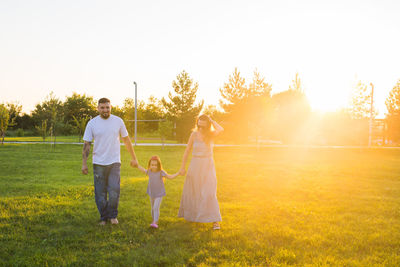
left=179, top=168, right=186, bottom=176
left=130, top=159, right=138, bottom=168
left=168, top=170, right=184, bottom=179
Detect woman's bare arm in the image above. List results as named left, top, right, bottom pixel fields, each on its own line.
left=210, top=118, right=224, bottom=135
left=164, top=172, right=180, bottom=179
left=179, top=132, right=195, bottom=175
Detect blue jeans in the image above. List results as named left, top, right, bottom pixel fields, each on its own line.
left=93, top=163, right=121, bottom=221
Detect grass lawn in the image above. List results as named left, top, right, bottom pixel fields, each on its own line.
left=4, top=135, right=83, bottom=143
left=1, top=144, right=400, bottom=266
left=3, top=135, right=178, bottom=144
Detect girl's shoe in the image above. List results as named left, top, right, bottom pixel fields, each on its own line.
left=150, top=223, right=159, bottom=228
left=213, top=223, right=220, bottom=230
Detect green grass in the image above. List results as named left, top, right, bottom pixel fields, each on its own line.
left=4, top=135, right=82, bottom=143
left=4, top=135, right=178, bottom=144
left=1, top=144, right=400, bottom=266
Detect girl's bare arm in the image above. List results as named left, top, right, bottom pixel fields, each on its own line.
left=137, top=165, right=147, bottom=174
left=164, top=172, right=180, bottom=179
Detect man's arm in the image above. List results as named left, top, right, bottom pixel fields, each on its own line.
left=82, top=141, right=91, bottom=175
left=122, top=136, right=138, bottom=167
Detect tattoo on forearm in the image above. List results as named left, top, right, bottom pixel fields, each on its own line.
left=83, top=143, right=91, bottom=159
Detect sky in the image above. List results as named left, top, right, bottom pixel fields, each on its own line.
left=1, top=0, right=399, bottom=117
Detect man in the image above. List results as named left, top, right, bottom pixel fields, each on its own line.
left=82, top=97, right=138, bottom=225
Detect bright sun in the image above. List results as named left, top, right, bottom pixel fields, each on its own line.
left=307, top=89, right=350, bottom=112
left=301, top=68, right=354, bottom=113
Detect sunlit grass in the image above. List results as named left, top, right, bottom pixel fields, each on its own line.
left=1, top=144, right=400, bottom=266
left=4, top=135, right=81, bottom=143
left=3, top=135, right=177, bottom=144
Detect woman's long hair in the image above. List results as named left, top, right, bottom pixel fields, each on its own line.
left=195, top=114, right=213, bottom=144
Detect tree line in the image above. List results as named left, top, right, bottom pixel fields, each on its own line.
left=1, top=69, right=400, bottom=145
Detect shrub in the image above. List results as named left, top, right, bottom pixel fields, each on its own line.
left=16, top=128, right=25, bottom=137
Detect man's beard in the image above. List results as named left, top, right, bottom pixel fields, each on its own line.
left=100, top=113, right=110, bottom=119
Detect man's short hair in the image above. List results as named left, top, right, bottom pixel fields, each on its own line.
left=98, top=98, right=111, bottom=105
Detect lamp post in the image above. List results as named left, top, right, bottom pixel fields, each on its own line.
left=133, top=81, right=137, bottom=146
left=368, top=83, right=374, bottom=147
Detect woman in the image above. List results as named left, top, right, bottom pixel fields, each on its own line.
left=178, top=114, right=224, bottom=230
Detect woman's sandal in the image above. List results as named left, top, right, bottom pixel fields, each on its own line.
left=213, top=223, right=220, bottom=230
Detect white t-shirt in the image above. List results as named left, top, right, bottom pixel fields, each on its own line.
left=83, top=114, right=129, bottom=165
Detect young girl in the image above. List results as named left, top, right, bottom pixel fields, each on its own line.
left=138, top=155, right=179, bottom=228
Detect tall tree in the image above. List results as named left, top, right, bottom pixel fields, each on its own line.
left=111, top=105, right=124, bottom=118
left=49, top=104, right=61, bottom=148
left=219, top=68, right=272, bottom=142
left=348, top=81, right=375, bottom=145
left=158, top=120, right=174, bottom=148
left=349, top=81, right=374, bottom=120
left=6, top=102, right=22, bottom=130
left=32, top=92, right=64, bottom=126
left=219, top=68, right=249, bottom=142
left=385, top=79, right=400, bottom=142
left=35, top=120, right=48, bottom=141
left=121, top=96, right=164, bottom=136
left=72, top=115, right=89, bottom=143
left=63, top=93, right=97, bottom=125
left=162, top=70, right=204, bottom=142
left=271, top=73, right=310, bottom=143
left=0, top=104, right=11, bottom=144
left=288, top=72, right=304, bottom=92
left=219, top=68, right=247, bottom=114
left=122, top=98, right=145, bottom=136
left=15, top=113, right=35, bottom=131
left=249, top=69, right=273, bottom=97
left=247, top=70, right=273, bottom=142
left=142, top=96, right=165, bottom=132
left=32, top=92, right=65, bottom=141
